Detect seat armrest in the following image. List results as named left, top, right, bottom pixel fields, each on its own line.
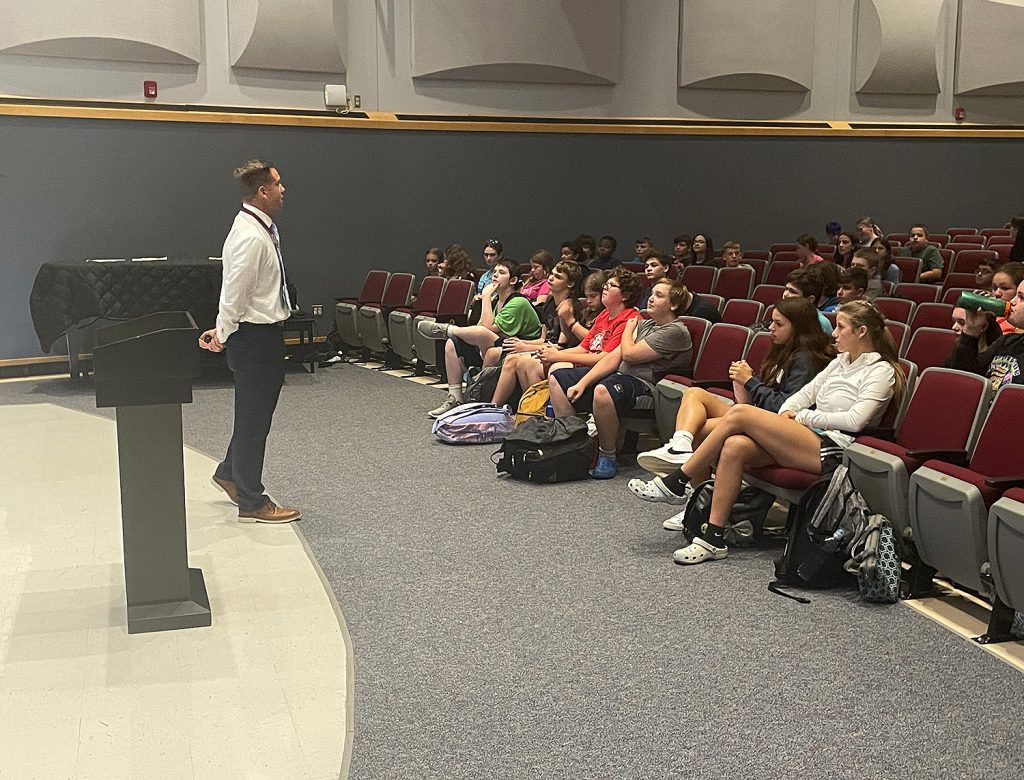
left=691, top=379, right=732, bottom=390
left=913, top=446, right=966, bottom=464
left=857, top=425, right=895, bottom=441
left=984, top=475, right=1024, bottom=489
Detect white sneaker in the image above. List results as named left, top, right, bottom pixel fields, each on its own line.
left=417, top=320, right=452, bottom=340
left=627, top=476, right=691, bottom=505
left=586, top=414, right=598, bottom=438
left=428, top=394, right=462, bottom=418
left=636, top=442, right=693, bottom=476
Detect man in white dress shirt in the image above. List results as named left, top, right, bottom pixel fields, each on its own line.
left=199, top=160, right=301, bottom=523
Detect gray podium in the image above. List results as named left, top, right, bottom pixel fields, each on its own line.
left=94, top=311, right=211, bottom=634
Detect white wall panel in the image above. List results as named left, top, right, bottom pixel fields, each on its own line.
left=411, top=0, right=620, bottom=85
left=854, top=0, right=946, bottom=94
left=229, top=0, right=346, bottom=73
left=0, top=0, right=201, bottom=64
left=956, top=0, right=1024, bottom=95
left=679, top=0, right=815, bottom=91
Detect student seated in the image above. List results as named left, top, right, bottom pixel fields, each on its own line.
left=679, top=283, right=722, bottom=323
left=539, top=268, right=641, bottom=374
left=560, top=239, right=585, bottom=265
left=991, top=262, right=1024, bottom=334
left=850, top=248, right=884, bottom=300
left=590, top=235, right=619, bottom=270
left=633, top=236, right=653, bottom=263
left=439, top=244, right=475, bottom=281
left=549, top=279, right=694, bottom=479
left=420, top=259, right=542, bottom=417
left=836, top=266, right=870, bottom=305
left=640, top=250, right=671, bottom=307
left=635, top=297, right=834, bottom=480
left=721, top=241, right=752, bottom=269
left=784, top=269, right=833, bottom=333
left=870, top=238, right=901, bottom=286
left=795, top=234, right=823, bottom=267
left=671, top=234, right=692, bottom=276
left=974, top=257, right=996, bottom=290
left=951, top=305, right=1001, bottom=350
left=856, top=216, right=884, bottom=248
left=944, top=275, right=1024, bottom=392
left=687, top=233, right=717, bottom=267
left=490, top=260, right=593, bottom=407
left=520, top=250, right=553, bottom=304
left=475, top=239, right=504, bottom=296
left=898, top=224, right=944, bottom=283
left=629, top=300, right=904, bottom=565
left=423, top=246, right=442, bottom=277
left=833, top=231, right=858, bottom=267
left=814, top=262, right=842, bottom=312
left=576, top=234, right=597, bottom=266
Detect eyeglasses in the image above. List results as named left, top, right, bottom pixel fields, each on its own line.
left=603, top=282, right=621, bottom=290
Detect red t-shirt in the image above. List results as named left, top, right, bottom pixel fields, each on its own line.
left=579, top=307, right=641, bottom=354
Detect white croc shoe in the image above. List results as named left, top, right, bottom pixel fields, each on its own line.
left=673, top=536, right=728, bottom=565
left=627, top=476, right=691, bottom=505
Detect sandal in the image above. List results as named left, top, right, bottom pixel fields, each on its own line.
left=627, top=477, right=691, bottom=505
left=673, top=536, right=728, bottom=565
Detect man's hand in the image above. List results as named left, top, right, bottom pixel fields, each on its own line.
left=779, top=410, right=797, bottom=421
left=566, top=382, right=587, bottom=403
left=482, top=282, right=497, bottom=298
left=199, top=328, right=224, bottom=352
left=557, top=298, right=576, bottom=324
left=537, top=344, right=561, bottom=363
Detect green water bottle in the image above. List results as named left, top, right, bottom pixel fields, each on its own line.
left=956, top=291, right=1010, bottom=317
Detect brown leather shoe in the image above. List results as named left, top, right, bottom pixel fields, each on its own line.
left=211, top=475, right=238, bottom=505
left=238, top=501, right=302, bottom=524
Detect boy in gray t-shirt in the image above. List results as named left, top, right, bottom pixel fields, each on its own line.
left=549, top=279, right=694, bottom=479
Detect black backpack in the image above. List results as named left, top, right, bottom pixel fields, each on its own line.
left=464, top=366, right=502, bottom=404
left=769, top=469, right=862, bottom=603
left=493, top=416, right=596, bottom=484
left=680, top=479, right=776, bottom=547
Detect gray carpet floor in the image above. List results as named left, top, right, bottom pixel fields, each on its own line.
left=5, top=365, right=1024, bottom=779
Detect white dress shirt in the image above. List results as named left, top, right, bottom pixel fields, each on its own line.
left=216, top=204, right=291, bottom=342
left=778, top=351, right=896, bottom=447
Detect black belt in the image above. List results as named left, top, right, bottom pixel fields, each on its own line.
left=238, top=321, right=285, bottom=328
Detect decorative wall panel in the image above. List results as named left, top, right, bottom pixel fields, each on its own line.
left=854, top=0, right=945, bottom=94
left=0, top=0, right=201, bottom=64
left=229, top=0, right=346, bottom=73
left=956, top=0, right=1024, bottom=95
left=679, top=0, right=814, bottom=91
left=411, top=0, right=620, bottom=85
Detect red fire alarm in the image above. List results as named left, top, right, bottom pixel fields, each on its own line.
left=954, top=106, right=966, bottom=122
left=144, top=80, right=157, bottom=99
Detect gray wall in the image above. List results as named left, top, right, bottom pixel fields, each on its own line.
left=2, top=113, right=1020, bottom=358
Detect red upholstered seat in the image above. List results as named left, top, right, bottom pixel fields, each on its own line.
left=918, top=460, right=1004, bottom=508
left=746, top=465, right=819, bottom=491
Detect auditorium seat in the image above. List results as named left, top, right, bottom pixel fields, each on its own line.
left=885, top=320, right=909, bottom=355
left=335, top=270, right=390, bottom=354
left=770, top=250, right=801, bottom=264
left=951, top=249, right=998, bottom=275
left=890, top=258, right=922, bottom=284
left=948, top=234, right=985, bottom=247
left=942, top=287, right=973, bottom=306
left=981, top=488, right=1024, bottom=643
left=941, top=272, right=978, bottom=294
left=720, top=299, right=764, bottom=327
left=909, top=384, right=1024, bottom=593
left=356, top=272, right=415, bottom=362
left=388, top=276, right=446, bottom=370
left=844, top=368, right=989, bottom=543
left=411, top=278, right=474, bottom=376
left=752, top=284, right=786, bottom=310
left=985, top=234, right=1014, bottom=247
left=902, top=326, right=957, bottom=370
left=769, top=243, right=798, bottom=256
left=712, top=267, right=756, bottom=301
left=680, top=266, right=717, bottom=295
left=873, top=297, right=915, bottom=324
left=895, top=283, right=940, bottom=305
left=764, top=261, right=799, bottom=286
left=908, top=302, right=955, bottom=333
left=945, top=227, right=978, bottom=240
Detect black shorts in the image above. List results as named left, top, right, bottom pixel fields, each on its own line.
left=817, top=434, right=846, bottom=475
left=551, top=367, right=653, bottom=415
left=453, top=334, right=503, bottom=369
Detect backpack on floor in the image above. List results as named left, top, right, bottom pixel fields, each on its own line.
left=493, top=415, right=596, bottom=484
left=432, top=402, right=515, bottom=445
left=679, top=480, right=776, bottom=547
left=515, top=381, right=550, bottom=426
left=463, top=366, right=502, bottom=404
left=769, top=465, right=866, bottom=602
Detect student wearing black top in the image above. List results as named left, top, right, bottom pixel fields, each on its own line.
left=681, top=286, right=722, bottom=323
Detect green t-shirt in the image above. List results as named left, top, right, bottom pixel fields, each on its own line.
left=899, top=244, right=943, bottom=274
left=494, top=294, right=542, bottom=339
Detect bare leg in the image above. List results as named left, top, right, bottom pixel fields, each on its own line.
left=674, top=387, right=733, bottom=437
left=491, top=354, right=522, bottom=406
left=592, top=384, right=619, bottom=452
left=516, top=356, right=546, bottom=390
left=695, top=416, right=723, bottom=447
left=548, top=371, right=575, bottom=416
left=683, top=404, right=822, bottom=480
left=482, top=347, right=502, bottom=368
left=705, top=435, right=781, bottom=528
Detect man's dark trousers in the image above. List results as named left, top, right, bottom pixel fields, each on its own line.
left=215, top=322, right=286, bottom=511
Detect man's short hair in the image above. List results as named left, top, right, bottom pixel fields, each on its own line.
left=909, top=223, right=929, bottom=235
left=610, top=267, right=644, bottom=308
left=673, top=233, right=692, bottom=245
left=786, top=268, right=823, bottom=300
left=645, top=249, right=669, bottom=265
left=852, top=247, right=880, bottom=271
left=839, top=266, right=869, bottom=291
left=722, top=241, right=742, bottom=253
left=234, top=159, right=274, bottom=200
left=599, top=235, right=617, bottom=249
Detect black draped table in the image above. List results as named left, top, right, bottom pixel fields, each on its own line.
left=29, top=258, right=222, bottom=375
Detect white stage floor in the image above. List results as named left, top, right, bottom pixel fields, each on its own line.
left=0, top=403, right=351, bottom=779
